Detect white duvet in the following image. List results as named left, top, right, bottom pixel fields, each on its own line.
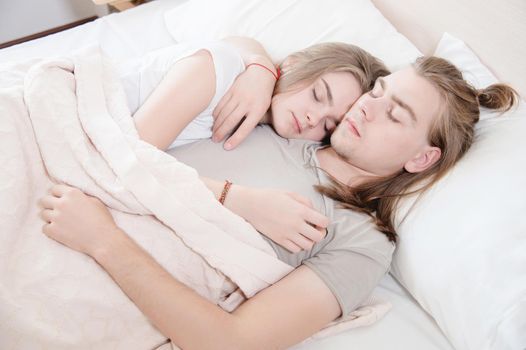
left=0, top=46, right=389, bottom=349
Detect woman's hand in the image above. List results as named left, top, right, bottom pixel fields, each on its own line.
left=39, top=184, right=121, bottom=257
left=212, top=62, right=276, bottom=150
left=228, top=186, right=329, bottom=253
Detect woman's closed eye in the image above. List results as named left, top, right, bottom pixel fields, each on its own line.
left=312, top=87, right=320, bottom=102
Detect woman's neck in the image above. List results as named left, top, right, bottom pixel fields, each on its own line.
left=260, top=110, right=272, bottom=124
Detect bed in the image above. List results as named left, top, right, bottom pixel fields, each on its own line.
left=0, top=1, right=524, bottom=349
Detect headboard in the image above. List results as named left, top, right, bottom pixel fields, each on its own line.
left=371, top=0, right=526, bottom=99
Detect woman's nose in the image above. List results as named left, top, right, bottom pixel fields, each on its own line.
left=306, top=112, right=323, bottom=127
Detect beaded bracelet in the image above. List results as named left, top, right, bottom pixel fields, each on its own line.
left=218, top=180, right=233, bottom=205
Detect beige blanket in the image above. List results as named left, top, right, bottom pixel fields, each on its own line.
left=0, top=46, right=390, bottom=349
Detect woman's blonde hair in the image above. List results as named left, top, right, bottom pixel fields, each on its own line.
left=275, top=42, right=390, bottom=97
left=317, top=56, right=518, bottom=243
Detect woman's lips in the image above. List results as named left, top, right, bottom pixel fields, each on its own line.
left=292, top=113, right=302, bottom=133
left=347, top=118, right=361, bottom=137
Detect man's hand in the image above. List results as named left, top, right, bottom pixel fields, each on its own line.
left=39, top=184, right=119, bottom=256
left=212, top=63, right=276, bottom=150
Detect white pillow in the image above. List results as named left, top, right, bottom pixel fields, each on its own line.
left=163, top=0, right=421, bottom=71
left=392, top=33, right=526, bottom=350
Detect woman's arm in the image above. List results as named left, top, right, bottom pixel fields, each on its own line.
left=200, top=176, right=328, bottom=252
left=212, top=37, right=277, bottom=150
left=133, top=49, right=216, bottom=150
left=40, top=185, right=340, bottom=349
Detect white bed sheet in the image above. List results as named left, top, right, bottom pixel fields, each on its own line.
left=0, top=0, right=179, bottom=65
left=295, top=273, right=454, bottom=350
left=0, top=1, right=454, bottom=348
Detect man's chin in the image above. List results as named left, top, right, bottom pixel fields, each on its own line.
left=331, top=140, right=353, bottom=162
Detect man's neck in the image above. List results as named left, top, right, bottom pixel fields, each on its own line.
left=316, top=147, right=376, bottom=185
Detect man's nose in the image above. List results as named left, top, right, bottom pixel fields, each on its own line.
left=360, top=96, right=385, bottom=122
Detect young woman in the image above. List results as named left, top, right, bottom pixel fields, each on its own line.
left=125, top=38, right=388, bottom=150
left=39, top=47, right=517, bottom=349
left=125, top=37, right=390, bottom=251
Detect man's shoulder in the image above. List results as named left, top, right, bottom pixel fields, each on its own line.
left=324, top=207, right=395, bottom=267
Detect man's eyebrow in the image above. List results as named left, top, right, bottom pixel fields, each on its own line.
left=321, top=78, right=333, bottom=106
left=379, top=77, right=417, bottom=123
left=392, top=96, right=417, bottom=123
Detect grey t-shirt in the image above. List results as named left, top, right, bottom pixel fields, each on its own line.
left=169, top=126, right=395, bottom=316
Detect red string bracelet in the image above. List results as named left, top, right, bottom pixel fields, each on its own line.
left=219, top=180, right=233, bottom=205
left=246, top=62, right=281, bottom=80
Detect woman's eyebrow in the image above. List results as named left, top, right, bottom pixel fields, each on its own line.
left=321, top=78, right=333, bottom=106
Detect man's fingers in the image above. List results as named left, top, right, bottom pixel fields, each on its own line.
left=42, top=223, right=53, bottom=236
left=38, top=195, right=60, bottom=209
left=40, top=208, right=55, bottom=223
left=49, top=183, right=74, bottom=198
left=224, top=114, right=260, bottom=150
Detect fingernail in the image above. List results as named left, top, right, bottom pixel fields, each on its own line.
left=224, top=142, right=232, bottom=150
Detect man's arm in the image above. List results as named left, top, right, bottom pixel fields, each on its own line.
left=40, top=184, right=340, bottom=349
left=95, top=232, right=340, bottom=349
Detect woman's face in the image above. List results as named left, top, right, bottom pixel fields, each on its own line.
left=330, top=67, right=442, bottom=176
left=269, top=72, right=362, bottom=141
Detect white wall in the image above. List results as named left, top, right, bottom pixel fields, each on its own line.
left=371, top=0, right=526, bottom=98
left=0, top=0, right=108, bottom=43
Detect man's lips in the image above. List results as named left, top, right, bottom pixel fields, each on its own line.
left=292, top=113, right=302, bottom=133
left=347, top=118, right=361, bottom=137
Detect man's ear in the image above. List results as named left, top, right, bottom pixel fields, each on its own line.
left=404, top=146, right=441, bottom=173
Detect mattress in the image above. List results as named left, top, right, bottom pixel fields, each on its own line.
left=0, top=0, right=454, bottom=348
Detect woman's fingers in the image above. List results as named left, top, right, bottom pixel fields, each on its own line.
left=281, top=240, right=304, bottom=254
left=299, top=223, right=327, bottom=243
left=223, top=112, right=260, bottom=150
left=289, top=232, right=316, bottom=251
left=213, top=104, right=246, bottom=143
left=289, top=192, right=330, bottom=229
left=212, top=90, right=232, bottom=120
left=305, top=209, right=329, bottom=230
left=212, top=100, right=239, bottom=140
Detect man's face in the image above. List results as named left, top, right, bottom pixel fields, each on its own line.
left=269, top=71, right=362, bottom=141
left=330, top=67, right=442, bottom=176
